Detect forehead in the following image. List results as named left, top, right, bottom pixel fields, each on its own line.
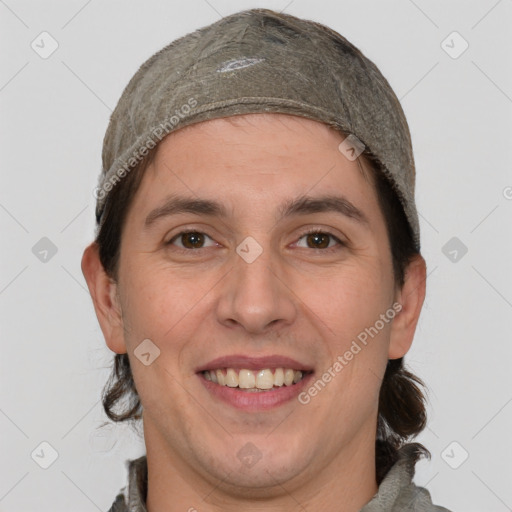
left=152, top=113, right=372, bottom=187
left=128, top=113, right=380, bottom=226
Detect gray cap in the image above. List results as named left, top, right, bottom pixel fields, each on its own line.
left=96, top=8, right=420, bottom=250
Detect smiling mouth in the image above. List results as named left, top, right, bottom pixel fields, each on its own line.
left=201, top=368, right=311, bottom=392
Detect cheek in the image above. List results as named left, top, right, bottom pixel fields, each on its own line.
left=121, top=258, right=187, bottom=326
left=118, top=265, right=204, bottom=410
left=119, top=261, right=222, bottom=364
left=305, top=259, right=393, bottom=346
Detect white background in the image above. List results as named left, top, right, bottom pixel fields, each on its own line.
left=1, top=1, right=511, bottom=511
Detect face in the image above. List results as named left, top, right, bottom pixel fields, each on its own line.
left=84, top=113, right=425, bottom=499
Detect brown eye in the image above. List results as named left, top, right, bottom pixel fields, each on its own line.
left=180, top=232, right=205, bottom=249
left=305, top=232, right=331, bottom=249
left=295, top=230, right=343, bottom=251
left=167, top=231, right=216, bottom=250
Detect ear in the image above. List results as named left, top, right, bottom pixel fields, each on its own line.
left=81, top=242, right=127, bottom=354
left=388, top=253, right=426, bottom=360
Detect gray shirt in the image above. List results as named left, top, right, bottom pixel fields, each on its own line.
left=107, top=443, right=452, bottom=511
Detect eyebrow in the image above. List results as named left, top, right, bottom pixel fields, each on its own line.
left=144, top=193, right=369, bottom=228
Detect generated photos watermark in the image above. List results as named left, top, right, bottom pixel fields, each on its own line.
left=94, top=97, right=198, bottom=200
left=298, top=302, right=402, bottom=405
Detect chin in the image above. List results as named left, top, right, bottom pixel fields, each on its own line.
left=210, top=459, right=305, bottom=498
left=197, top=438, right=314, bottom=494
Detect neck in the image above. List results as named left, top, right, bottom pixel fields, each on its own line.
left=144, top=422, right=379, bottom=512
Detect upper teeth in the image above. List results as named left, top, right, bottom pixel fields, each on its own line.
left=204, top=368, right=304, bottom=389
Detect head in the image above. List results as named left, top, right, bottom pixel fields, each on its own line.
left=82, top=8, right=429, bottom=496
left=83, top=112, right=428, bottom=492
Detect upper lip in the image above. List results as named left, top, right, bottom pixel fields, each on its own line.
left=195, top=354, right=314, bottom=373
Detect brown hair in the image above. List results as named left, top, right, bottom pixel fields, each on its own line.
left=95, top=124, right=429, bottom=484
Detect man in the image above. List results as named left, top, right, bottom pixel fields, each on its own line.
left=81, top=8, right=452, bottom=512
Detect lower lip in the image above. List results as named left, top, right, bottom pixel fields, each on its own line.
left=198, top=372, right=314, bottom=411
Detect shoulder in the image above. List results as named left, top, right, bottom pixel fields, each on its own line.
left=361, top=443, right=453, bottom=512
left=107, top=455, right=148, bottom=512
left=107, top=490, right=129, bottom=512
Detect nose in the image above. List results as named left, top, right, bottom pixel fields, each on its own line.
left=215, top=244, right=297, bottom=334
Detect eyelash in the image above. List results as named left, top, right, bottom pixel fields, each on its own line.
left=165, top=228, right=346, bottom=254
